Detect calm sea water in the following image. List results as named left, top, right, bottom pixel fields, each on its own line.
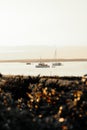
left=0, top=62, right=87, bottom=76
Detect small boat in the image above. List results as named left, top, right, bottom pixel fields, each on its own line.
left=52, top=62, right=62, bottom=66
left=26, top=62, right=31, bottom=65
left=35, top=63, right=50, bottom=68
left=52, top=49, right=62, bottom=67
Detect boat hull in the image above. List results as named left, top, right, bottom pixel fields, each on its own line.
left=35, top=63, right=50, bottom=68
left=52, top=62, right=62, bottom=66
left=35, top=65, right=50, bottom=68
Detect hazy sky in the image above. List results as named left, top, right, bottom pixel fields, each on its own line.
left=0, top=0, right=87, bottom=47
left=0, top=0, right=87, bottom=60
left=0, top=45, right=87, bottom=60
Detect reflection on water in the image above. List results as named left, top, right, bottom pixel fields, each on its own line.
left=0, top=62, right=87, bottom=76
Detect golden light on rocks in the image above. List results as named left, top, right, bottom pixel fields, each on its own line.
left=62, top=125, right=68, bottom=130
left=38, top=114, right=43, bottom=118
left=48, top=93, right=51, bottom=96
left=77, top=97, right=80, bottom=101
left=51, top=89, right=56, bottom=95
left=18, top=98, right=22, bottom=103
left=59, top=118, right=65, bottom=122
left=27, top=102, right=31, bottom=108
left=59, top=106, right=63, bottom=110
left=36, top=98, right=40, bottom=102
left=77, top=91, right=82, bottom=97
left=35, top=105, right=38, bottom=109
left=58, top=106, right=63, bottom=115
left=73, top=91, right=82, bottom=98
left=85, top=81, right=87, bottom=85
left=81, top=76, right=86, bottom=82
left=7, top=107, right=11, bottom=111
left=17, top=104, right=21, bottom=108
left=47, top=97, right=51, bottom=103
left=74, top=99, right=77, bottom=106
left=31, top=99, right=34, bottom=102
left=79, top=114, right=82, bottom=117
left=56, top=97, right=59, bottom=100
left=26, top=93, right=33, bottom=99
left=73, top=90, right=82, bottom=106
left=43, top=88, right=47, bottom=95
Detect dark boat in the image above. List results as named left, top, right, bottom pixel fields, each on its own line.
left=26, top=62, right=31, bottom=65
left=52, top=62, right=62, bottom=66
left=35, top=63, right=50, bottom=68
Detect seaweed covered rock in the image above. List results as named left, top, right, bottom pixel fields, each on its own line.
left=0, top=75, right=87, bottom=130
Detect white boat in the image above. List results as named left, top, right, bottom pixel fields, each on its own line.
left=35, top=63, right=50, bottom=68
left=52, top=62, right=62, bottom=66
left=52, top=49, right=62, bottom=67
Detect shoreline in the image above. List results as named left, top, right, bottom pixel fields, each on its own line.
left=0, top=58, right=87, bottom=63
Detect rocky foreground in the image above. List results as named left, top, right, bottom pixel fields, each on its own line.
left=0, top=74, right=87, bottom=130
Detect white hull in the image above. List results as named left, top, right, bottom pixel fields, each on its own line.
left=35, top=63, right=50, bottom=68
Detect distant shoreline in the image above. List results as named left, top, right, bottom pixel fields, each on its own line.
left=0, top=58, right=87, bottom=63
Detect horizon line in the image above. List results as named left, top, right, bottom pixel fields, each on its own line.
left=0, top=58, right=87, bottom=63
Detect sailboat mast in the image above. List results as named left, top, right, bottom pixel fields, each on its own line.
left=54, top=49, right=57, bottom=61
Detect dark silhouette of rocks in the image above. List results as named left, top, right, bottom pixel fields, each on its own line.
left=0, top=74, right=87, bottom=130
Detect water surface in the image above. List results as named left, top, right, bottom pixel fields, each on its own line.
left=0, top=62, right=87, bottom=76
